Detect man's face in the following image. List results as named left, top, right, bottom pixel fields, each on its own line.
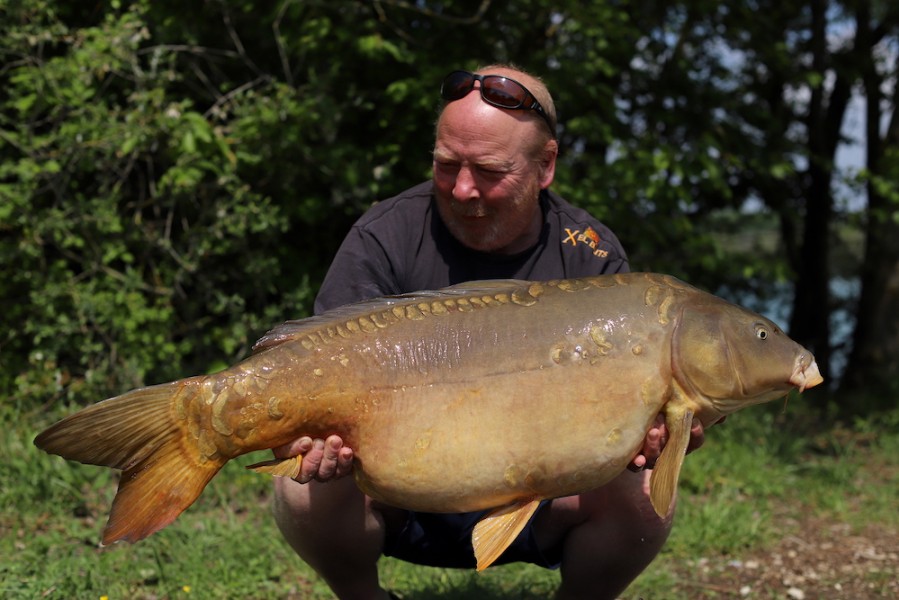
left=432, top=82, right=556, bottom=255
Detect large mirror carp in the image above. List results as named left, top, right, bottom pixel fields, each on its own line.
left=35, top=273, right=823, bottom=569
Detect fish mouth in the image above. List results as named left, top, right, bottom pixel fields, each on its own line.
left=790, top=355, right=824, bottom=392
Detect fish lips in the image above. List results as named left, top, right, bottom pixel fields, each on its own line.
left=790, top=355, right=824, bottom=392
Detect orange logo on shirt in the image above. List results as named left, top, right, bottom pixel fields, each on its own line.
left=563, top=227, right=609, bottom=258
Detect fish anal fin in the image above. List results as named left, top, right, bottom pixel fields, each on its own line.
left=471, top=499, right=541, bottom=571
left=246, top=456, right=303, bottom=479
left=649, top=408, right=694, bottom=518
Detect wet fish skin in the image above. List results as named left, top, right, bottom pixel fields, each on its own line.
left=33, top=273, right=823, bottom=569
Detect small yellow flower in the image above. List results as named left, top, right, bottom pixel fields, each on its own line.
left=182, top=585, right=191, bottom=593
left=100, top=596, right=109, bottom=600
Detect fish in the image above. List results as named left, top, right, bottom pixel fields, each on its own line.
left=34, top=272, right=823, bottom=570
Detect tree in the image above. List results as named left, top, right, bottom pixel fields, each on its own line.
left=1, top=2, right=296, bottom=403
left=2, top=0, right=897, bottom=416
left=842, top=1, right=899, bottom=403
left=598, top=0, right=899, bottom=408
left=699, top=0, right=899, bottom=403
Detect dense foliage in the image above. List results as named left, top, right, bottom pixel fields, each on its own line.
left=2, top=0, right=897, bottom=413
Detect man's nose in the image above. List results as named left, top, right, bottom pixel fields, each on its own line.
left=452, top=166, right=479, bottom=201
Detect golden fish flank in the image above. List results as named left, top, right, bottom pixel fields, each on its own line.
left=34, top=272, right=823, bottom=572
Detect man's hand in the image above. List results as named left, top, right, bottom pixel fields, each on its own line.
left=628, top=414, right=720, bottom=471
left=272, top=435, right=354, bottom=483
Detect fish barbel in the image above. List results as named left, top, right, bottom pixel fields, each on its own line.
left=34, top=273, right=823, bottom=569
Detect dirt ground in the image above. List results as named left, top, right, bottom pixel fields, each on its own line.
left=668, top=516, right=899, bottom=599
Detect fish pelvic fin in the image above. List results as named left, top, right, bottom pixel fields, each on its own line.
left=649, top=407, right=694, bottom=518
left=246, top=456, right=303, bottom=479
left=34, top=379, right=225, bottom=544
left=471, top=498, right=541, bottom=571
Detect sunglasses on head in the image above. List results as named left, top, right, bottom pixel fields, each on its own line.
left=440, top=70, right=556, bottom=137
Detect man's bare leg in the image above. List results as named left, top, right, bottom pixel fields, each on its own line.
left=271, top=436, right=398, bottom=600
left=532, top=470, right=674, bottom=600
left=273, top=476, right=396, bottom=600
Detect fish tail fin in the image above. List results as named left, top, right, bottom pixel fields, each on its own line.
left=34, top=379, right=225, bottom=544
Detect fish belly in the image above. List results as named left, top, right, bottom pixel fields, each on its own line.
left=346, top=342, right=671, bottom=512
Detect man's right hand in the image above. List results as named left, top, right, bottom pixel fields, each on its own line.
left=272, top=435, right=354, bottom=483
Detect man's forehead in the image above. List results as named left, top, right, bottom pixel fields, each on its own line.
left=433, top=143, right=517, bottom=169
left=438, top=94, right=535, bottom=141
left=434, top=121, right=524, bottom=164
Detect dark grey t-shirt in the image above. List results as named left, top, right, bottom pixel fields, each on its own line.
left=308, top=180, right=630, bottom=568
left=315, top=180, right=628, bottom=314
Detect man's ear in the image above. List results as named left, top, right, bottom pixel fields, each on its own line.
left=539, top=139, right=558, bottom=188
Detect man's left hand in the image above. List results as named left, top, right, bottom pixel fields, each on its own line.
left=628, top=414, right=716, bottom=471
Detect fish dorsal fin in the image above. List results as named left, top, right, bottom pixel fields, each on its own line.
left=471, top=499, right=541, bottom=571
left=252, top=297, right=407, bottom=353
left=252, top=280, right=535, bottom=354
left=649, top=407, right=694, bottom=517
left=443, top=279, right=530, bottom=291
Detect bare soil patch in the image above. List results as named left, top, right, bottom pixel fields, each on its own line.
left=667, top=502, right=898, bottom=599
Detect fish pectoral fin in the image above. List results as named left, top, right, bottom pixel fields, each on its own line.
left=246, top=456, right=302, bottom=479
left=471, top=499, right=541, bottom=572
left=649, top=408, right=694, bottom=518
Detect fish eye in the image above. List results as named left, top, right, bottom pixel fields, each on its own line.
left=755, top=325, right=769, bottom=340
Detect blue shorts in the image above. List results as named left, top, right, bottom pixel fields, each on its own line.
left=382, top=502, right=562, bottom=569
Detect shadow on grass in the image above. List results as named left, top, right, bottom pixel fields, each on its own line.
left=396, top=587, right=553, bottom=600
left=381, top=560, right=561, bottom=600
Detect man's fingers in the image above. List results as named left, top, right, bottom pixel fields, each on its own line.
left=294, top=438, right=325, bottom=483
left=272, top=436, right=314, bottom=459
left=629, top=425, right=662, bottom=471
left=627, top=454, right=648, bottom=472
left=272, top=435, right=355, bottom=484
left=335, top=446, right=355, bottom=478
left=686, top=418, right=705, bottom=453
left=313, top=435, right=344, bottom=481
left=629, top=412, right=715, bottom=471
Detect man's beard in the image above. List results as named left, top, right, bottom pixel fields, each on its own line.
left=438, top=184, right=540, bottom=254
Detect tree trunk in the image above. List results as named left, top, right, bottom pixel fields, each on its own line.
left=840, top=41, right=899, bottom=408
left=789, top=167, right=833, bottom=383
left=789, top=0, right=836, bottom=385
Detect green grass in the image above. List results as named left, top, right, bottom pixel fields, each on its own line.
left=3, top=396, right=898, bottom=599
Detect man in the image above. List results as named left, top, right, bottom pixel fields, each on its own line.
left=272, top=65, right=706, bottom=600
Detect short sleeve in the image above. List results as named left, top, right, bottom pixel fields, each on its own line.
left=313, top=226, right=400, bottom=314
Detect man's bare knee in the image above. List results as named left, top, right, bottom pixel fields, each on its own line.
left=273, top=477, right=366, bottom=537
